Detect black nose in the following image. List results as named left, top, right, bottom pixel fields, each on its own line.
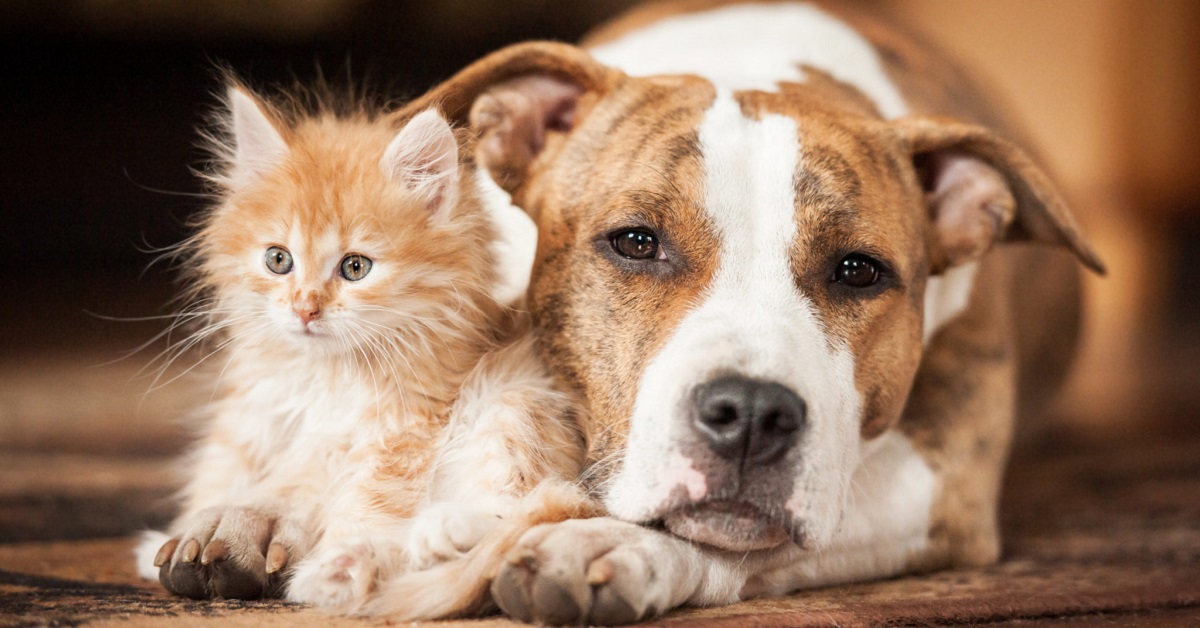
left=692, top=376, right=806, bottom=466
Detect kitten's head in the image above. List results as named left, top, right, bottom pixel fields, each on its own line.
left=187, top=84, right=497, bottom=362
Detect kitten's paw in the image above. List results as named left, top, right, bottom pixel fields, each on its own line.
left=155, top=506, right=303, bottom=600
left=406, top=502, right=504, bottom=569
left=287, top=543, right=377, bottom=612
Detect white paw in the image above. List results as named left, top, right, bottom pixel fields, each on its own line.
left=287, top=542, right=377, bottom=612
left=406, top=502, right=504, bottom=569
left=491, top=518, right=704, bottom=625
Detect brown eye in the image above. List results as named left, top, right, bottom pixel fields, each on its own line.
left=339, top=254, right=373, bottom=281
left=611, top=230, right=661, bottom=260
left=835, top=254, right=880, bottom=288
left=264, top=246, right=293, bottom=275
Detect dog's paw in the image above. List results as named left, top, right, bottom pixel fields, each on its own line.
left=406, top=503, right=504, bottom=569
left=287, top=542, right=377, bottom=612
left=491, top=517, right=695, bottom=625
left=155, top=506, right=299, bottom=600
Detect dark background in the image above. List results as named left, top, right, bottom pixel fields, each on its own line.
left=0, top=1, right=637, bottom=358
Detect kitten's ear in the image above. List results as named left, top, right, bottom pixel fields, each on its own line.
left=225, top=86, right=289, bottom=189
left=382, top=109, right=459, bottom=214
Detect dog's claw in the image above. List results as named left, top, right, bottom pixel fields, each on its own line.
left=586, top=557, right=614, bottom=585
left=509, top=548, right=538, bottom=569
left=154, top=538, right=178, bottom=568
left=492, top=519, right=682, bottom=625
left=265, top=542, right=289, bottom=574
left=180, top=539, right=200, bottom=563
left=200, top=538, right=227, bottom=565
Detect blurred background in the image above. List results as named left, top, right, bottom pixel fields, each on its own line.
left=1, top=0, right=1197, bottom=471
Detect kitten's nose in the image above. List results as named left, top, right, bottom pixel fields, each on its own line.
left=293, top=303, right=321, bottom=324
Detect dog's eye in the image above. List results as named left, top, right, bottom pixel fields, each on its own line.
left=610, top=229, right=662, bottom=260
left=834, top=254, right=880, bottom=288
left=264, top=246, right=293, bottom=275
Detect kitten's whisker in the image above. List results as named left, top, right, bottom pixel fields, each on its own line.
left=99, top=304, right=249, bottom=369
left=144, top=318, right=269, bottom=394
left=209, top=322, right=277, bottom=402
left=368, top=330, right=410, bottom=419
left=338, top=324, right=385, bottom=421
left=135, top=313, right=258, bottom=380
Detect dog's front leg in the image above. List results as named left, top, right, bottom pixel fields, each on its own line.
left=491, top=517, right=743, bottom=625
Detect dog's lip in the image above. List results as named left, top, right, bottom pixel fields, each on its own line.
left=661, top=500, right=791, bottom=552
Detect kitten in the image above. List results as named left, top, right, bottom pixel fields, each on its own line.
left=134, top=81, right=584, bottom=611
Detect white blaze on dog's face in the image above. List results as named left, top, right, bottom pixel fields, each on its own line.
left=604, top=90, right=868, bottom=549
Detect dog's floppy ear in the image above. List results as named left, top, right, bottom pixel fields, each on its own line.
left=396, top=42, right=622, bottom=194
left=893, top=116, right=1105, bottom=275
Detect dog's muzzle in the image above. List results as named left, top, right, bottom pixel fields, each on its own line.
left=662, top=375, right=807, bottom=551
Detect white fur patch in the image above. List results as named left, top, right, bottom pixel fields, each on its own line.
left=761, top=431, right=934, bottom=591
left=589, top=2, right=908, bottom=118
left=475, top=169, right=537, bottom=307
left=605, top=92, right=861, bottom=542
left=845, top=430, right=936, bottom=551
left=134, top=530, right=171, bottom=580
left=923, top=262, right=979, bottom=344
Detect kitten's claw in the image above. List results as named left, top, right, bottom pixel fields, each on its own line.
left=156, top=506, right=304, bottom=600
left=153, top=538, right=178, bottom=568
left=200, top=538, right=227, bottom=565
left=180, top=539, right=200, bottom=563
left=265, top=542, right=289, bottom=574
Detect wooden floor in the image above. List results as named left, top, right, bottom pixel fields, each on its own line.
left=2, top=336, right=1200, bottom=626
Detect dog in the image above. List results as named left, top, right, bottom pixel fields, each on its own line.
left=394, top=0, right=1105, bottom=623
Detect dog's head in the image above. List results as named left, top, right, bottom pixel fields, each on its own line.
left=403, top=42, right=1104, bottom=552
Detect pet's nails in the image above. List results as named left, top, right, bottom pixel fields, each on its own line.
left=200, top=539, right=227, bottom=565
left=265, top=543, right=289, bottom=574
left=180, top=539, right=201, bottom=563
left=153, top=539, right=179, bottom=567
left=508, top=548, right=538, bottom=569
left=586, top=558, right=614, bottom=585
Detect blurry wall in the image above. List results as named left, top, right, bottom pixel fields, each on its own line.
left=876, top=0, right=1200, bottom=435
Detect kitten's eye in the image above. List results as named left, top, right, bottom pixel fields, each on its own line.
left=339, top=254, right=373, bottom=281
left=834, top=254, right=881, bottom=288
left=264, top=246, right=293, bottom=275
left=610, top=229, right=661, bottom=260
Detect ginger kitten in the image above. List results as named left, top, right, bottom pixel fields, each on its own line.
left=135, top=82, right=583, bottom=611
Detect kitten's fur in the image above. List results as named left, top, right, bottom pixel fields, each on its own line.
left=134, top=82, right=585, bottom=612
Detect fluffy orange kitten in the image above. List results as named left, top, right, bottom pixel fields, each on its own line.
left=134, top=82, right=583, bottom=612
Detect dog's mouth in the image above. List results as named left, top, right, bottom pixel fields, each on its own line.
left=661, top=500, right=791, bottom=551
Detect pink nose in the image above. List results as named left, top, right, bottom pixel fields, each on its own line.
left=293, top=304, right=321, bottom=324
